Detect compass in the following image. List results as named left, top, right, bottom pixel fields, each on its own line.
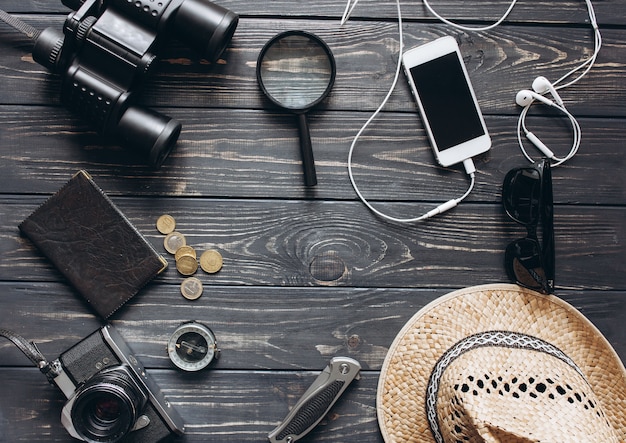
left=167, top=321, right=219, bottom=371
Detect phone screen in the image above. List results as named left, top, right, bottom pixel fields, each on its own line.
left=409, top=52, right=485, bottom=152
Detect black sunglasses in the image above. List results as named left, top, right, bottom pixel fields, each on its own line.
left=502, top=159, right=555, bottom=294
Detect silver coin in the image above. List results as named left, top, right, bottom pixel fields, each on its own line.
left=164, top=231, right=186, bottom=254
left=180, top=277, right=203, bottom=300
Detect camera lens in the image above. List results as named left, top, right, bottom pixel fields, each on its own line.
left=94, top=395, right=121, bottom=421
left=85, top=393, right=123, bottom=427
left=70, top=366, right=148, bottom=443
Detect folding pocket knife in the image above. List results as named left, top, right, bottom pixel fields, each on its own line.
left=268, top=357, right=361, bottom=443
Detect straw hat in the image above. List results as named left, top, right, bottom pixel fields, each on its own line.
left=377, top=284, right=626, bottom=442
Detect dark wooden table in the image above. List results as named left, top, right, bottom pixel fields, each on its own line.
left=1, top=1, right=624, bottom=441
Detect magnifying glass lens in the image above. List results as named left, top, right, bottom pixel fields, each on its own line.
left=259, top=34, right=334, bottom=109
left=257, top=31, right=336, bottom=187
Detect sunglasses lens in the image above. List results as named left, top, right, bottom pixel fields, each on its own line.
left=503, top=167, right=541, bottom=225
left=505, top=238, right=550, bottom=293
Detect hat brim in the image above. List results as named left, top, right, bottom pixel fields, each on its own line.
left=377, top=283, right=626, bottom=442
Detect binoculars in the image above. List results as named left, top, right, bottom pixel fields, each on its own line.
left=33, top=0, right=238, bottom=168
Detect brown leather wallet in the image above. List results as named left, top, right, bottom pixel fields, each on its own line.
left=19, top=170, right=167, bottom=319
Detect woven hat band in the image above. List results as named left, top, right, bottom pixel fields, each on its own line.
left=428, top=331, right=619, bottom=443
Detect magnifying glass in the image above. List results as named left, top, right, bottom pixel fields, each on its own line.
left=257, top=30, right=336, bottom=187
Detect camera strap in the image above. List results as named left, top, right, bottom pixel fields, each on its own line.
left=0, top=328, right=62, bottom=382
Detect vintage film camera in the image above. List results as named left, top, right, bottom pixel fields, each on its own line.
left=32, top=0, right=239, bottom=168
left=49, top=325, right=185, bottom=442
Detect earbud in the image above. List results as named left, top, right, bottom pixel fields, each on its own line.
left=515, top=89, right=556, bottom=108
left=532, top=76, right=564, bottom=106
left=516, top=88, right=557, bottom=159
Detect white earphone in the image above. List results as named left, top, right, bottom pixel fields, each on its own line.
left=340, top=0, right=601, bottom=222
left=514, top=0, right=601, bottom=167
left=515, top=75, right=583, bottom=167
left=515, top=89, right=556, bottom=108
left=532, top=76, right=564, bottom=106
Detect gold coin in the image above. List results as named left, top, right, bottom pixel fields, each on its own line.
left=156, top=214, right=176, bottom=234
left=180, top=277, right=203, bottom=300
left=175, top=245, right=197, bottom=261
left=164, top=231, right=186, bottom=254
left=200, top=249, right=223, bottom=274
left=176, top=254, right=198, bottom=276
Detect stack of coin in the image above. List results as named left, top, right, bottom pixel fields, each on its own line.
left=156, top=214, right=224, bottom=300
left=175, top=246, right=198, bottom=276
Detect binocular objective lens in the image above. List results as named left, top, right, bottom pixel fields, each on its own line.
left=117, top=106, right=182, bottom=169
left=173, top=0, right=239, bottom=62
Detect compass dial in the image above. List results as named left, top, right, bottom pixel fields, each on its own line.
left=167, top=322, right=219, bottom=371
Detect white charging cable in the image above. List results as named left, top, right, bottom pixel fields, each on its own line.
left=416, top=0, right=601, bottom=90
left=422, top=0, right=518, bottom=31
left=342, top=0, right=518, bottom=28
left=344, top=0, right=602, bottom=169
left=342, top=0, right=477, bottom=223
left=414, top=0, right=601, bottom=167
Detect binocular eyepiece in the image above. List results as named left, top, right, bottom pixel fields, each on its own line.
left=32, top=0, right=238, bottom=168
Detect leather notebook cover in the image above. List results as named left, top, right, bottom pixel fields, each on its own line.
left=19, top=170, right=168, bottom=319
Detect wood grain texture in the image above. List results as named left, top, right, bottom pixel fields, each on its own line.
left=1, top=283, right=625, bottom=368
left=1, top=0, right=625, bottom=24
left=0, top=2, right=624, bottom=442
left=1, top=19, right=624, bottom=116
left=0, top=108, right=624, bottom=202
left=1, top=197, right=624, bottom=289
left=0, top=368, right=381, bottom=442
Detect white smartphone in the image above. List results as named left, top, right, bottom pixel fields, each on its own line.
left=402, top=36, right=491, bottom=167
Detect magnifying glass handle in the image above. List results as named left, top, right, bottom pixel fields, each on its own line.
left=297, top=113, right=317, bottom=187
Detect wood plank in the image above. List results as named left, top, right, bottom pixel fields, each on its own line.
left=0, top=367, right=382, bottom=442
left=0, top=109, right=624, bottom=204
left=1, top=283, right=625, bottom=368
left=0, top=19, right=622, bottom=117
left=1, top=198, right=624, bottom=289
left=2, top=0, right=624, bottom=24
left=0, top=283, right=436, bottom=369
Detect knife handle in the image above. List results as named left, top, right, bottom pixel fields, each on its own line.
left=268, top=357, right=361, bottom=443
